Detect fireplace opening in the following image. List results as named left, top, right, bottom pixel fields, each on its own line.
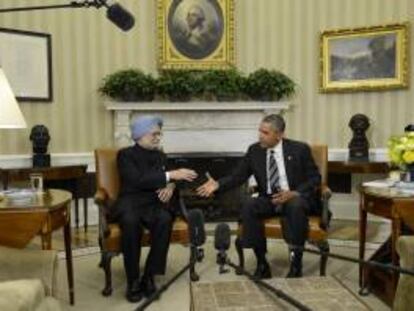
left=167, top=152, right=248, bottom=221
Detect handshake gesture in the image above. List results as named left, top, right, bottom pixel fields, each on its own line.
left=196, top=173, right=219, bottom=198
left=167, top=169, right=219, bottom=198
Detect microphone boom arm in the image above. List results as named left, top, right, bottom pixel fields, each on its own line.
left=0, top=1, right=105, bottom=13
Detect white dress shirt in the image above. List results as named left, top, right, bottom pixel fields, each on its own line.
left=267, top=140, right=290, bottom=194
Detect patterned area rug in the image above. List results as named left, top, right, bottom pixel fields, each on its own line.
left=191, top=277, right=371, bottom=311
left=55, top=238, right=388, bottom=311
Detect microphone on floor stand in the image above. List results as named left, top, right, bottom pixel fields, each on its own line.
left=135, top=209, right=205, bottom=311
left=214, top=222, right=231, bottom=274
left=214, top=223, right=312, bottom=311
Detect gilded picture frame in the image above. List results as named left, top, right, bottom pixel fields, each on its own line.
left=157, top=0, right=235, bottom=70
left=320, top=23, right=409, bottom=93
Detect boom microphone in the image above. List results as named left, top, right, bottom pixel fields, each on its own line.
left=188, top=209, right=206, bottom=247
left=99, top=0, right=135, bottom=31
left=213, top=223, right=311, bottom=311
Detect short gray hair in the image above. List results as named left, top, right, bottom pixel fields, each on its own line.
left=262, top=114, right=285, bottom=133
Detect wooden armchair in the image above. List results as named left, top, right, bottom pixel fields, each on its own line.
left=235, top=144, right=332, bottom=276
left=94, top=148, right=197, bottom=296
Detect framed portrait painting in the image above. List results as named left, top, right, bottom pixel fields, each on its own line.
left=157, top=0, right=235, bottom=69
left=0, top=28, right=53, bottom=101
left=320, top=23, right=409, bottom=92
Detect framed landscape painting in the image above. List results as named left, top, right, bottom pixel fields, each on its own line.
left=320, top=23, right=409, bottom=92
left=157, top=0, right=235, bottom=69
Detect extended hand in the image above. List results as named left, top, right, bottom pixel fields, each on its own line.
left=271, top=190, right=298, bottom=205
left=196, top=173, right=219, bottom=197
left=157, top=183, right=175, bottom=203
left=169, top=168, right=198, bottom=182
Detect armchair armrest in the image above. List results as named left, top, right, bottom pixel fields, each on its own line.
left=321, top=184, right=332, bottom=200
left=320, top=184, right=332, bottom=230
left=94, top=188, right=111, bottom=237
left=94, top=188, right=108, bottom=205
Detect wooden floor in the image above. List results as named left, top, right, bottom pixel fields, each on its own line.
left=28, top=219, right=388, bottom=251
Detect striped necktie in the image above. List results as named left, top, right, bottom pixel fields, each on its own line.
left=268, top=150, right=280, bottom=194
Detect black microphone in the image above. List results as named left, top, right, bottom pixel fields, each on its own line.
left=213, top=223, right=311, bottom=311
left=188, top=209, right=206, bottom=247
left=99, top=0, right=135, bottom=31
left=214, top=223, right=231, bottom=273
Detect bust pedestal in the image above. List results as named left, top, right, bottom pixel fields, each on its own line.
left=32, top=154, right=50, bottom=167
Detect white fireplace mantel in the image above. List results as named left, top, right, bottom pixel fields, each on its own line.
left=106, top=101, right=291, bottom=152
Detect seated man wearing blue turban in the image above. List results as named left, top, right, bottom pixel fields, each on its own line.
left=115, top=115, right=198, bottom=302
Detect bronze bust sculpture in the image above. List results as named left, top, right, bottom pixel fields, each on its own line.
left=348, top=114, right=370, bottom=162
left=29, top=124, right=51, bottom=167
left=404, top=124, right=414, bottom=132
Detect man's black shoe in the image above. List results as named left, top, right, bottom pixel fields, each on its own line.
left=253, top=260, right=272, bottom=279
left=140, top=274, right=157, bottom=298
left=286, top=250, right=303, bottom=278
left=126, top=280, right=143, bottom=303
left=286, top=266, right=302, bottom=278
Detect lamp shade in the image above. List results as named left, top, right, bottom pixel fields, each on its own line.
left=0, top=68, right=27, bottom=129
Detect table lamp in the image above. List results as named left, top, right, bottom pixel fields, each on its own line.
left=0, top=68, right=26, bottom=200
left=0, top=68, right=27, bottom=129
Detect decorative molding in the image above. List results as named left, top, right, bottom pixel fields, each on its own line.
left=0, top=149, right=389, bottom=172
left=105, top=101, right=291, bottom=149
left=105, top=101, right=290, bottom=112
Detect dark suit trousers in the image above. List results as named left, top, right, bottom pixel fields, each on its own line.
left=118, top=198, right=173, bottom=286
left=241, top=196, right=309, bottom=254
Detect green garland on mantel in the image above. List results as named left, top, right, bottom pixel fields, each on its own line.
left=99, top=68, right=296, bottom=102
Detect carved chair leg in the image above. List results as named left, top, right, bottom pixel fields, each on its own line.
left=318, top=240, right=330, bottom=276
left=189, top=246, right=200, bottom=282
left=98, top=238, right=103, bottom=268
left=100, top=251, right=115, bottom=296
left=190, top=264, right=199, bottom=282
left=235, top=237, right=244, bottom=275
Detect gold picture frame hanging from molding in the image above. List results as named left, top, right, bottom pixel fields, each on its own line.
left=320, top=22, right=409, bottom=93
left=157, top=0, right=235, bottom=70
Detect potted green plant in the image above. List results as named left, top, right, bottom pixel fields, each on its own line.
left=244, top=68, right=296, bottom=101
left=99, top=69, right=156, bottom=102
left=202, top=68, right=244, bottom=101
left=156, top=70, right=204, bottom=102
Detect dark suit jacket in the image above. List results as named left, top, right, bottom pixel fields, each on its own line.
left=218, top=139, right=322, bottom=214
left=116, top=144, right=168, bottom=208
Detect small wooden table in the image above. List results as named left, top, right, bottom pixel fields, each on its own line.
left=0, top=189, right=74, bottom=305
left=0, top=165, right=88, bottom=231
left=328, top=161, right=390, bottom=193
left=359, top=185, right=414, bottom=306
